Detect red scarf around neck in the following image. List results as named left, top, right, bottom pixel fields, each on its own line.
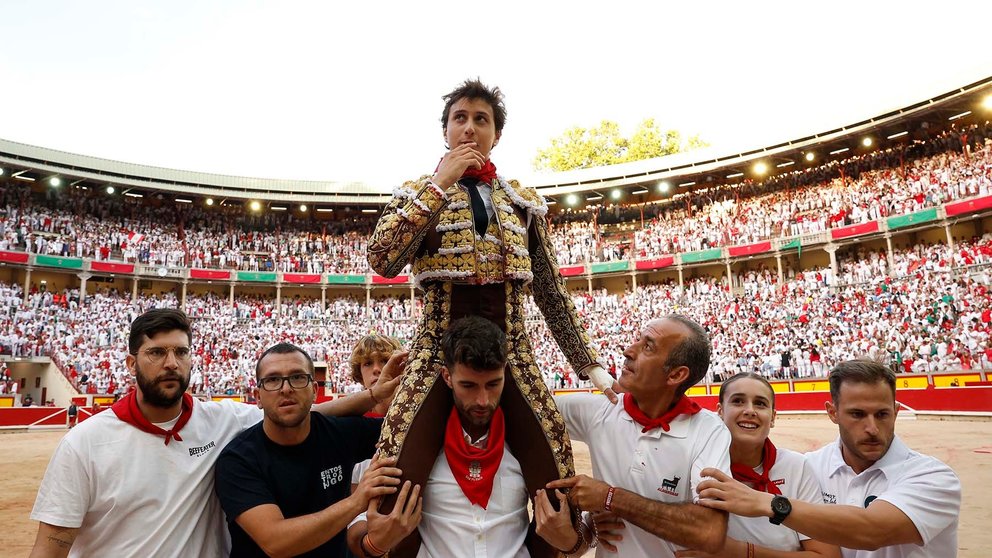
left=443, top=405, right=505, bottom=509
left=111, top=391, right=193, bottom=446
left=623, top=393, right=701, bottom=433
left=434, top=158, right=499, bottom=185
left=731, top=438, right=782, bottom=495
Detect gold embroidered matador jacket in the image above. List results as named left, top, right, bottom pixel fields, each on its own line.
left=366, top=174, right=603, bottom=556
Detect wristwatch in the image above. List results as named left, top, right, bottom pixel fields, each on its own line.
left=769, top=495, right=792, bottom=525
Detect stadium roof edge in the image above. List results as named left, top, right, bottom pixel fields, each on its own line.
left=1, top=75, right=990, bottom=204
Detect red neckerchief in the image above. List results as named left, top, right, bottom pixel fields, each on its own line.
left=443, top=406, right=505, bottom=509
left=434, top=158, right=499, bottom=185
left=731, top=438, right=782, bottom=495
left=111, top=391, right=193, bottom=446
left=363, top=411, right=385, bottom=418
left=460, top=159, right=498, bottom=185
left=623, top=393, right=701, bottom=433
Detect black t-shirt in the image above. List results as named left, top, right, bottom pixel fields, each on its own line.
left=215, top=413, right=382, bottom=557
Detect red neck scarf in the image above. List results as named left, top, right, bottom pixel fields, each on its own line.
left=443, top=406, right=505, bottom=509
left=731, top=438, right=782, bottom=495
left=435, top=158, right=499, bottom=185
left=461, top=160, right=498, bottom=185
left=363, top=411, right=385, bottom=418
left=111, top=391, right=193, bottom=446
left=623, top=393, right=701, bottom=433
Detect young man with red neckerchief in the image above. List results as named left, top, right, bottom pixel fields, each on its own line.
left=548, top=314, right=732, bottom=557
left=349, top=316, right=589, bottom=558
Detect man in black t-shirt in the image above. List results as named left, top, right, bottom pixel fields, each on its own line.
left=215, top=342, right=405, bottom=557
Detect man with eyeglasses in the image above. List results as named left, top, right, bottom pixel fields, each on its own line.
left=214, top=342, right=403, bottom=557
left=30, top=308, right=403, bottom=558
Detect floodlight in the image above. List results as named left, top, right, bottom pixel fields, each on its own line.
left=611, top=189, right=622, bottom=200
left=753, top=162, right=768, bottom=175
left=805, top=152, right=815, bottom=162
left=249, top=200, right=262, bottom=212
left=106, top=186, right=115, bottom=194
left=862, top=137, right=873, bottom=147
left=50, top=177, right=62, bottom=187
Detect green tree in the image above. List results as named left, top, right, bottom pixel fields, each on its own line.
left=533, top=118, right=708, bottom=172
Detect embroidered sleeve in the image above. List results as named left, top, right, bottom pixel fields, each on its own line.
left=528, top=212, right=602, bottom=378
left=367, top=175, right=449, bottom=277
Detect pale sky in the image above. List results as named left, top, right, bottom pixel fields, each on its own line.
left=1, top=1, right=989, bottom=188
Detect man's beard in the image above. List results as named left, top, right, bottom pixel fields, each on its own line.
left=135, top=362, right=190, bottom=408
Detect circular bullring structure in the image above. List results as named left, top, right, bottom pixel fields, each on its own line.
left=1, top=76, right=992, bottom=420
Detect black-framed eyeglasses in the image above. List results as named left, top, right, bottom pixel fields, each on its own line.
left=259, top=373, right=313, bottom=392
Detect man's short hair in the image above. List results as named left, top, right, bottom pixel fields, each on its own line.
left=349, top=335, right=403, bottom=384
left=442, top=316, right=507, bottom=371
left=718, top=372, right=776, bottom=408
left=255, top=342, right=315, bottom=378
left=828, top=359, right=896, bottom=403
left=663, top=314, right=711, bottom=395
left=441, top=79, right=507, bottom=134
left=128, top=308, right=192, bottom=355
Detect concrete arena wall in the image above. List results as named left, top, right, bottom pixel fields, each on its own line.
left=7, top=370, right=990, bottom=428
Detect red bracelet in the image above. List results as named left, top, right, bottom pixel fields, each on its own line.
left=604, top=486, right=616, bottom=511
left=746, top=541, right=755, bottom=558
left=363, top=533, right=386, bottom=557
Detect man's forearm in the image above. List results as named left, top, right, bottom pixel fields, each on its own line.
left=29, top=523, right=78, bottom=558
left=612, top=488, right=727, bottom=554
left=240, top=497, right=365, bottom=558
left=346, top=521, right=370, bottom=557
left=782, top=499, right=920, bottom=550
left=313, top=390, right=374, bottom=417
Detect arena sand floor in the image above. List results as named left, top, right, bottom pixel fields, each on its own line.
left=2, top=416, right=989, bottom=557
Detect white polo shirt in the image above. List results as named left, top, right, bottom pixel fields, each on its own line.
left=557, top=393, right=732, bottom=558
left=805, top=435, right=961, bottom=558
left=727, top=447, right=821, bottom=551
left=31, top=399, right=262, bottom=558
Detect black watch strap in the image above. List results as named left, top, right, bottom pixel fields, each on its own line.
left=769, top=495, right=792, bottom=525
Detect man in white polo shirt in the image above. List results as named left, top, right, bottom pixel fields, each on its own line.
left=548, top=314, right=731, bottom=557
left=696, top=359, right=961, bottom=557
left=29, top=308, right=400, bottom=558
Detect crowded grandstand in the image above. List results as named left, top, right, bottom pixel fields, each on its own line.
left=2, top=78, right=992, bottom=404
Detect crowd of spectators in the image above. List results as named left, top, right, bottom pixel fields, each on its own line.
left=526, top=235, right=992, bottom=389
left=0, top=185, right=376, bottom=274
left=3, top=123, right=990, bottom=272
left=4, top=235, right=992, bottom=397
left=1, top=283, right=417, bottom=397
left=630, top=135, right=992, bottom=258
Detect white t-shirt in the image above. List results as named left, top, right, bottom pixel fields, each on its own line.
left=557, top=393, right=732, bottom=558
left=417, top=442, right=529, bottom=558
left=351, top=429, right=530, bottom=558
left=805, top=435, right=961, bottom=558
left=31, top=399, right=262, bottom=558
left=727, top=447, right=821, bottom=551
